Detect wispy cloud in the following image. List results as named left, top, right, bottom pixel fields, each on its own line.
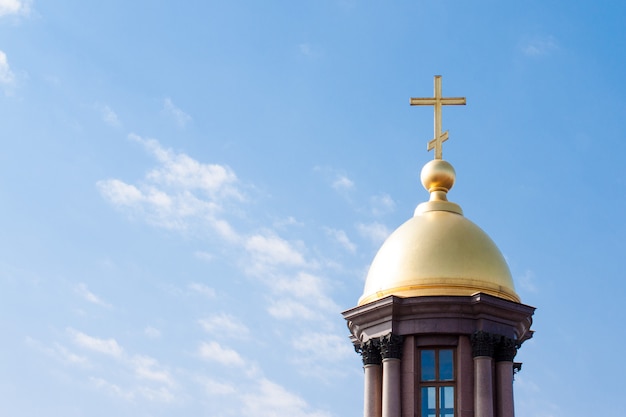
left=162, top=98, right=191, bottom=128
left=198, top=313, right=250, bottom=339
left=267, top=299, right=318, bottom=320
left=90, top=377, right=135, bottom=401
left=314, top=166, right=355, bottom=192
left=95, top=103, right=121, bottom=127
left=291, top=332, right=352, bottom=362
left=144, top=326, right=161, bottom=339
left=68, top=328, right=124, bottom=357
left=0, top=50, right=16, bottom=92
left=265, top=272, right=339, bottom=321
left=518, top=269, right=538, bottom=293
left=241, top=378, right=331, bottom=417
left=521, top=35, right=558, bottom=57
left=25, top=337, right=91, bottom=368
left=198, top=341, right=246, bottom=367
left=199, top=377, right=237, bottom=396
left=97, top=134, right=241, bottom=234
left=0, top=0, right=30, bottom=18
left=99, top=135, right=342, bottom=329
left=188, top=282, right=217, bottom=298
left=332, top=175, right=354, bottom=190
left=75, top=282, right=112, bottom=308
left=245, top=232, right=306, bottom=268
left=370, top=193, right=395, bottom=216
left=357, top=222, right=391, bottom=245
left=324, top=227, right=356, bottom=253
left=90, top=376, right=176, bottom=403
left=131, top=355, right=175, bottom=387
left=193, top=250, right=214, bottom=262
left=290, top=332, right=353, bottom=380
left=298, top=43, right=323, bottom=60
left=65, top=329, right=179, bottom=403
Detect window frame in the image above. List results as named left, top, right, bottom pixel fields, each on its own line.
left=418, top=347, right=457, bottom=417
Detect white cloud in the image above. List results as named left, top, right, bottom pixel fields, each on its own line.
left=332, top=175, right=354, bottom=190
left=271, top=272, right=326, bottom=301
left=357, top=222, right=391, bottom=245
left=273, top=216, right=303, bottom=229
left=298, top=43, right=323, bottom=60
left=198, top=313, right=250, bottom=338
left=90, top=377, right=135, bottom=401
left=136, top=386, right=177, bottom=403
left=99, top=135, right=342, bottom=330
left=522, top=35, right=558, bottom=56
left=144, top=326, right=161, bottom=339
left=0, top=50, right=16, bottom=89
left=90, top=377, right=176, bottom=403
left=75, top=282, right=112, bottom=308
left=290, top=332, right=353, bottom=380
left=245, top=233, right=306, bottom=268
left=324, top=227, right=356, bottom=253
left=131, top=355, right=175, bottom=387
left=518, top=269, right=538, bottom=293
left=96, top=103, right=121, bottom=127
left=53, top=343, right=91, bottom=367
left=267, top=299, right=317, bottom=320
left=32, top=328, right=182, bottom=405
left=291, top=332, right=352, bottom=362
left=198, top=341, right=245, bottom=367
left=314, top=166, right=355, bottom=192
left=193, top=250, right=214, bottom=262
left=200, top=377, right=236, bottom=396
left=134, top=134, right=237, bottom=195
left=25, top=337, right=91, bottom=368
left=370, top=193, right=396, bottom=215
left=0, top=0, right=30, bottom=17
left=68, top=328, right=124, bottom=357
left=515, top=375, right=562, bottom=417
left=98, top=134, right=242, bottom=233
left=188, top=282, right=216, bottom=298
left=267, top=272, right=339, bottom=320
left=241, top=378, right=331, bottom=417
left=97, top=179, right=143, bottom=206
left=163, top=98, right=191, bottom=127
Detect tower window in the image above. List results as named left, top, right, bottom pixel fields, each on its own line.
left=419, top=348, right=455, bottom=417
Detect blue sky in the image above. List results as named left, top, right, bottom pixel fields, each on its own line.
left=2, top=1, right=626, bottom=416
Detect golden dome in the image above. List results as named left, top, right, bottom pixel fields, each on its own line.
left=358, top=159, right=519, bottom=306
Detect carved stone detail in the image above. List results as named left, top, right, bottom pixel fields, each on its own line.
left=379, top=334, right=404, bottom=360
left=356, top=340, right=382, bottom=365
left=471, top=331, right=496, bottom=358
left=494, top=336, right=518, bottom=362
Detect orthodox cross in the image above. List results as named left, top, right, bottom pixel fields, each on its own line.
left=410, top=75, right=466, bottom=159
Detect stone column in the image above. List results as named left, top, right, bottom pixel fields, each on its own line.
left=471, top=331, right=495, bottom=417
left=380, top=334, right=403, bottom=417
left=357, top=340, right=383, bottom=417
left=495, top=337, right=518, bottom=417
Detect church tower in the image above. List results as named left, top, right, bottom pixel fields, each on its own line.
left=342, top=76, right=535, bottom=417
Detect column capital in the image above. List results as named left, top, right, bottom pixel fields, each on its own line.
left=380, top=334, right=404, bottom=360
left=356, top=340, right=382, bottom=365
left=494, top=336, right=518, bottom=362
left=471, top=331, right=496, bottom=358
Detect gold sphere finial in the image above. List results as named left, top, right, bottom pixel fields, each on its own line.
left=421, top=159, right=455, bottom=202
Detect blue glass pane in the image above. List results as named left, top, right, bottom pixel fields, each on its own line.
left=421, top=350, right=435, bottom=381
left=439, top=349, right=454, bottom=381
left=421, top=387, right=436, bottom=417
left=440, top=386, right=455, bottom=417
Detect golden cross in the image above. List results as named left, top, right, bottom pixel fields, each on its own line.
left=410, top=75, right=466, bottom=159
